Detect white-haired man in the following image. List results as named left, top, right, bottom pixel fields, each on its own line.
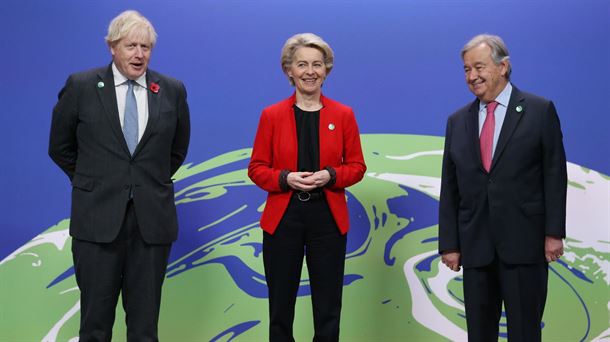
left=439, top=34, right=567, bottom=341
left=49, top=10, right=190, bottom=341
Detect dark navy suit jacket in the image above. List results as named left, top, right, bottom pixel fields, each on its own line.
left=439, top=85, right=567, bottom=268
left=49, top=64, right=190, bottom=244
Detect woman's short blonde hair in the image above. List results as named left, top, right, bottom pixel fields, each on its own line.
left=281, top=33, right=334, bottom=86
left=105, top=10, right=157, bottom=48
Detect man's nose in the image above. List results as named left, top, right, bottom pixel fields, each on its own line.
left=467, top=70, right=477, bottom=82
left=134, top=46, right=144, bottom=57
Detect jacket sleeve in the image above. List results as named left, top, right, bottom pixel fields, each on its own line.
left=438, top=116, right=460, bottom=254
left=170, top=81, right=191, bottom=176
left=248, top=110, right=285, bottom=193
left=541, top=101, right=567, bottom=237
left=327, top=109, right=366, bottom=190
left=48, top=75, right=78, bottom=180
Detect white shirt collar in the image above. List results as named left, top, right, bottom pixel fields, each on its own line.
left=479, top=82, right=512, bottom=110
left=111, top=63, right=147, bottom=88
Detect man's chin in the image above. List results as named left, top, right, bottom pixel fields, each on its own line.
left=128, top=72, right=146, bottom=79
left=470, top=89, right=486, bottom=99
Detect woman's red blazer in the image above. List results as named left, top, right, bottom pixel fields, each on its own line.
left=248, top=93, right=367, bottom=235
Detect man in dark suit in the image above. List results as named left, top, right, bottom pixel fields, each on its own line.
left=49, top=10, right=190, bottom=341
left=438, top=34, right=567, bottom=341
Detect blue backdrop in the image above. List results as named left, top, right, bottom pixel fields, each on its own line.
left=1, top=0, right=608, bottom=282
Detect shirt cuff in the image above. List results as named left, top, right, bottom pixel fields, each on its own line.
left=279, top=169, right=290, bottom=192
left=324, top=166, right=336, bottom=187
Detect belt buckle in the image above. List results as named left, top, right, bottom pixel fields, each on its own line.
left=297, top=191, right=311, bottom=202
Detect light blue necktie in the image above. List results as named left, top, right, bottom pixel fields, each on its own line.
left=123, top=80, right=138, bottom=155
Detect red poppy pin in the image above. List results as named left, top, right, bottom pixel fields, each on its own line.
left=149, top=82, right=160, bottom=94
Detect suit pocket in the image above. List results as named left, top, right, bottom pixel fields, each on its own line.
left=458, top=208, right=473, bottom=222
left=71, top=174, right=95, bottom=192
left=521, top=201, right=544, bottom=216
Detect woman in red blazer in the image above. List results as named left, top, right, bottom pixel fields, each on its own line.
left=248, top=33, right=366, bottom=341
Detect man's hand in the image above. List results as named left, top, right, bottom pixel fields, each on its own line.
left=441, top=251, right=461, bottom=272
left=545, top=236, right=564, bottom=263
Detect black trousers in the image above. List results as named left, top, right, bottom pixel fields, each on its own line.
left=463, top=255, right=548, bottom=342
left=72, top=201, right=172, bottom=342
left=263, top=194, right=347, bottom=342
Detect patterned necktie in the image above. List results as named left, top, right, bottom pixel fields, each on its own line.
left=123, top=80, right=139, bottom=155
left=480, top=101, right=498, bottom=172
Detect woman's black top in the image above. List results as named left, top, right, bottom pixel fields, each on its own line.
left=277, top=104, right=335, bottom=192
left=294, top=105, right=320, bottom=173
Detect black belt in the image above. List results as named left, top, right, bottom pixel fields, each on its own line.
left=293, top=191, right=324, bottom=202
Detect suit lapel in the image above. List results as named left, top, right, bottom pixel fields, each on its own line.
left=285, top=95, right=298, bottom=171
left=490, top=87, right=525, bottom=171
left=134, top=71, right=161, bottom=156
left=319, top=104, right=329, bottom=170
left=318, top=94, right=334, bottom=170
left=465, top=99, right=485, bottom=172
left=96, top=66, right=131, bottom=155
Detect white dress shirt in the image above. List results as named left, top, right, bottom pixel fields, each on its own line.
left=112, top=63, right=149, bottom=142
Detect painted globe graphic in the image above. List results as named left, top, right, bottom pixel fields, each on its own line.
left=1, top=134, right=608, bottom=341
